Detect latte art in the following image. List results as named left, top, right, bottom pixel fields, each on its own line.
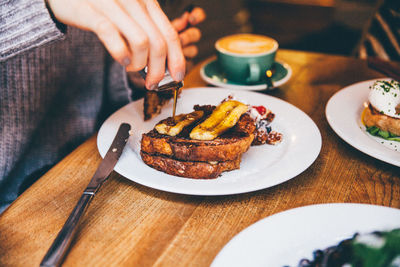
left=216, top=34, right=277, bottom=55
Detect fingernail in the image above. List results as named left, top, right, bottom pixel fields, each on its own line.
left=175, top=71, right=185, bottom=81
left=122, top=57, right=131, bottom=67
left=149, top=84, right=158, bottom=90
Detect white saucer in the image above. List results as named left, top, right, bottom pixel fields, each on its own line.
left=200, top=58, right=292, bottom=91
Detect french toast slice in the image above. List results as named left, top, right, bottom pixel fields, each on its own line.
left=363, top=104, right=400, bottom=136
left=140, top=103, right=256, bottom=179
left=143, top=89, right=182, bottom=121
left=143, top=90, right=173, bottom=121
left=140, top=151, right=241, bottom=179
left=141, top=107, right=256, bottom=162
left=141, top=130, right=254, bottom=162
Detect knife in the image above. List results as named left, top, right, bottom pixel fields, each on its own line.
left=40, top=123, right=131, bottom=267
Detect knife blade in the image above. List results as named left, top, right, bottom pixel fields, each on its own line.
left=40, top=123, right=131, bottom=267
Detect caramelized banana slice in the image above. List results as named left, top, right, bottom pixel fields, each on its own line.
left=194, top=100, right=243, bottom=130
left=155, top=114, right=185, bottom=135
left=155, top=110, right=204, bottom=136
left=190, top=100, right=248, bottom=140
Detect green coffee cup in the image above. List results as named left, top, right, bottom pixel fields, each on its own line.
left=215, top=34, right=278, bottom=84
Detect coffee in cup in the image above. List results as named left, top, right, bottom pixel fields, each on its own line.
left=215, top=34, right=278, bottom=84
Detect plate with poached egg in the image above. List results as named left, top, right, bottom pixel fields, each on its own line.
left=326, top=78, right=400, bottom=166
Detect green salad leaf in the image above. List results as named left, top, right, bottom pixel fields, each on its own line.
left=351, top=229, right=400, bottom=267
left=366, top=126, right=400, bottom=142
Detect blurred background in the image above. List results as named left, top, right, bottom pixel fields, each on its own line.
left=164, top=0, right=379, bottom=62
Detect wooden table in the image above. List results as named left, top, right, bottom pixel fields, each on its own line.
left=1, top=50, right=399, bottom=267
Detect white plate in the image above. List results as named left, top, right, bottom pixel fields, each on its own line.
left=97, top=88, right=321, bottom=196
left=212, top=203, right=400, bottom=267
left=326, top=78, right=400, bottom=167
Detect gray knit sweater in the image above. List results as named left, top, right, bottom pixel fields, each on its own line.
left=0, top=0, right=134, bottom=213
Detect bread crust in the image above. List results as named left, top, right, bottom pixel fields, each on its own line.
left=140, top=105, right=256, bottom=178
left=140, top=151, right=241, bottom=179
left=363, top=105, right=400, bottom=136
left=141, top=130, right=254, bottom=162
left=143, top=89, right=182, bottom=121
left=141, top=111, right=255, bottom=162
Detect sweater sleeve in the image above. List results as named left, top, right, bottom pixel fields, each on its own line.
left=0, top=0, right=65, bottom=61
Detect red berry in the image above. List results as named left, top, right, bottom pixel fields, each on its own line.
left=253, top=105, right=266, bottom=115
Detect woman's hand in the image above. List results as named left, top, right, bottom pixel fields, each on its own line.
left=46, top=0, right=186, bottom=90
left=172, top=7, right=206, bottom=59
left=127, top=7, right=206, bottom=90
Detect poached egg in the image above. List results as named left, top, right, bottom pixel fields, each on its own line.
left=368, top=80, right=400, bottom=119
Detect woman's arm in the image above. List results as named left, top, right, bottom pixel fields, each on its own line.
left=0, top=0, right=65, bottom=61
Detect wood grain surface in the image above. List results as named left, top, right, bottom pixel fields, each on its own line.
left=1, top=50, right=399, bottom=267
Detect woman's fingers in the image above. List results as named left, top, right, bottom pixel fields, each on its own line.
left=118, top=0, right=167, bottom=89
left=183, top=45, right=198, bottom=58
left=48, top=0, right=191, bottom=88
left=88, top=0, right=149, bottom=71
left=188, top=7, right=206, bottom=25
left=143, top=0, right=186, bottom=82
left=94, top=20, right=132, bottom=66
left=179, top=27, right=201, bottom=47
left=171, top=11, right=190, bottom=32
left=144, top=34, right=167, bottom=90
left=71, top=2, right=131, bottom=65
left=47, top=0, right=131, bottom=65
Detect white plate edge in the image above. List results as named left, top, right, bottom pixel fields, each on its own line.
left=211, top=203, right=400, bottom=267
left=325, top=78, right=400, bottom=166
